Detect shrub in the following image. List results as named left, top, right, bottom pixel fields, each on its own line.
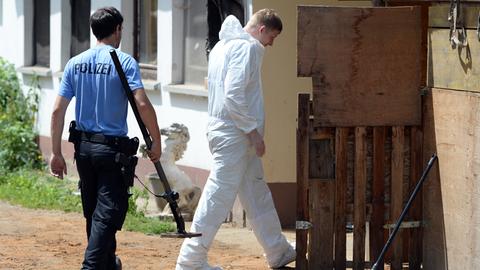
left=0, top=57, right=43, bottom=173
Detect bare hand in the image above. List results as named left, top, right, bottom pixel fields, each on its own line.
left=147, top=140, right=162, bottom=162
left=247, top=129, right=265, bottom=157
left=50, top=154, right=67, bottom=179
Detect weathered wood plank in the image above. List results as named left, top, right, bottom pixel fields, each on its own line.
left=309, top=180, right=335, bottom=270
left=310, top=127, right=335, bottom=140
left=429, top=4, right=480, bottom=29
left=309, top=138, right=335, bottom=179
left=296, top=94, right=310, bottom=270
left=369, top=126, right=386, bottom=270
left=421, top=89, right=447, bottom=270
left=297, top=6, right=422, bottom=126
left=408, top=126, right=423, bottom=269
left=391, top=126, right=405, bottom=270
left=353, top=127, right=367, bottom=270
left=426, top=88, right=480, bottom=269
left=335, top=127, right=349, bottom=270
left=428, top=29, right=480, bottom=93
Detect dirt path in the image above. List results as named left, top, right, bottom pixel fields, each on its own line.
left=0, top=201, right=295, bottom=270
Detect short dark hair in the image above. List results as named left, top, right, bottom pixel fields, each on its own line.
left=90, top=7, right=124, bottom=40
left=251, top=8, right=282, bottom=32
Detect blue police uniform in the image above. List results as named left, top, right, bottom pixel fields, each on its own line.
left=59, top=45, right=143, bottom=270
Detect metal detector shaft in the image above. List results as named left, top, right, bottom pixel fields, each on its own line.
left=109, top=49, right=187, bottom=235
left=371, top=153, right=438, bottom=270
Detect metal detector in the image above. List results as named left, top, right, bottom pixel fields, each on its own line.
left=371, top=153, right=438, bottom=270
left=110, top=49, right=201, bottom=239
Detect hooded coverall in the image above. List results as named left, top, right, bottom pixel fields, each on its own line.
left=176, top=15, right=292, bottom=269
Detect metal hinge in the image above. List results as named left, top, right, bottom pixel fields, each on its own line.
left=420, top=87, right=429, bottom=96
left=383, top=221, right=422, bottom=229
left=296, top=220, right=313, bottom=230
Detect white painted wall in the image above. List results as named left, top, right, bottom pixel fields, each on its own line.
left=50, top=0, right=71, bottom=73
left=0, top=0, right=212, bottom=171
left=158, top=0, right=184, bottom=85
left=0, top=0, right=24, bottom=66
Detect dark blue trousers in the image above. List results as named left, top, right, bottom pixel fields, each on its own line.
left=75, top=141, right=129, bottom=270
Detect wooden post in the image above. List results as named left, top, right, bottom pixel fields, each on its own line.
left=309, top=179, right=335, bottom=270
left=391, top=126, right=405, bottom=270
left=335, top=128, right=349, bottom=270
left=353, top=127, right=367, bottom=270
left=370, top=127, right=386, bottom=270
left=408, top=126, right=423, bottom=269
left=308, top=128, right=335, bottom=269
left=296, top=94, right=310, bottom=270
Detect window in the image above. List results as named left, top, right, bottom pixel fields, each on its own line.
left=183, top=0, right=247, bottom=86
left=183, top=0, right=208, bottom=86
left=206, top=0, right=245, bottom=56
left=70, top=0, right=91, bottom=57
left=33, top=0, right=50, bottom=67
left=134, top=0, right=157, bottom=80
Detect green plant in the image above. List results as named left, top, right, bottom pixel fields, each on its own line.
left=0, top=170, right=82, bottom=212
left=0, top=57, right=43, bottom=173
left=0, top=117, right=43, bottom=172
left=123, top=213, right=176, bottom=235
left=0, top=58, right=21, bottom=116
left=123, top=187, right=176, bottom=234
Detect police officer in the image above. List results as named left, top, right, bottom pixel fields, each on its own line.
left=49, top=7, right=161, bottom=270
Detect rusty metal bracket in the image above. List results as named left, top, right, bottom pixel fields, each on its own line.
left=296, top=220, right=313, bottom=230
left=383, top=221, right=422, bottom=229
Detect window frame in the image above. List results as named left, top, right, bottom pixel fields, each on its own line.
left=182, top=0, right=209, bottom=87
left=133, top=0, right=158, bottom=81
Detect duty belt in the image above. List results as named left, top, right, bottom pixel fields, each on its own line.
left=77, top=131, right=130, bottom=146
left=68, top=121, right=139, bottom=156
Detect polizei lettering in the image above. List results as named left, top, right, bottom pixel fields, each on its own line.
left=74, top=63, right=112, bottom=75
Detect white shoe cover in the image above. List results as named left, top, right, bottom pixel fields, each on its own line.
left=176, top=262, right=222, bottom=270
left=268, top=245, right=296, bottom=269
left=201, top=262, right=223, bottom=270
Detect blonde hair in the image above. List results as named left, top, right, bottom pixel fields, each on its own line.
left=250, top=8, right=282, bottom=32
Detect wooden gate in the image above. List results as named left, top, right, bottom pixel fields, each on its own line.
left=296, top=6, right=426, bottom=270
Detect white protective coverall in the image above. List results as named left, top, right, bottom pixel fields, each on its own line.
left=176, top=15, right=292, bottom=270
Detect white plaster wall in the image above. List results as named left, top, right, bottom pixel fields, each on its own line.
left=0, top=0, right=23, bottom=66
left=22, top=0, right=33, bottom=66
left=158, top=0, right=184, bottom=85
left=119, top=0, right=134, bottom=55
left=50, top=0, right=71, bottom=73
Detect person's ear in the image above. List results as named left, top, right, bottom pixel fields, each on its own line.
left=259, top=25, right=266, bottom=34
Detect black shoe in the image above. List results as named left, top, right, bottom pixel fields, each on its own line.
left=115, top=256, right=122, bottom=270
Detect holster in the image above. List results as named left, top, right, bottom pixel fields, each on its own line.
left=68, top=120, right=79, bottom=143
left=115, top=153, right=138, bottom=188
